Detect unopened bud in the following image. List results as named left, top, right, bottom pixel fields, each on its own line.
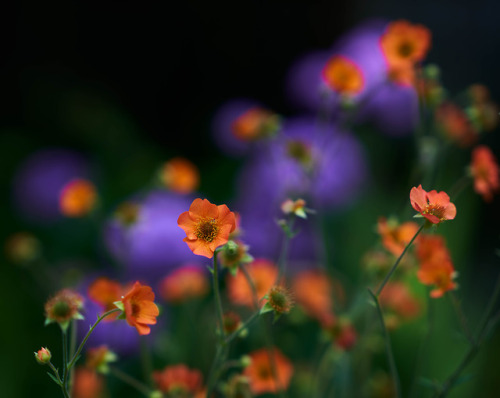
left=34, top=347, right=51, bottom=364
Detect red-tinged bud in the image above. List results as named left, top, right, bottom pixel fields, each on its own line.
left=34, top=347, right=51, bottom=364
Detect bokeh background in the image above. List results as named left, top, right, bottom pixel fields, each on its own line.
left=2, top=1, right=500, bottom=397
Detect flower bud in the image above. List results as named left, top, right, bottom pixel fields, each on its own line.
left=34, top=347, right=51, bottom=365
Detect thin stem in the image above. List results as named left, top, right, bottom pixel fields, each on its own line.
left=48, top=361, right=69, bottom=398
left=276, top=218, right=294, bottom=282
left=448, top=290, right=474, bottom=344
left=66, top=308, right=121, bottom=372
left=212, top=251, right=226, bottom=339
left=368, top=289, right=401, bottom=398
left=109, top=366, right=151, bottom=397
left=61, top=328, right=70, bottom=397
left=375, top=224, right=424, bottom=296
left=69, top=320, right=77, bottom=394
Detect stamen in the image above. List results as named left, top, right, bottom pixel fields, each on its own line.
left=195, top=218, right=219, bottom=242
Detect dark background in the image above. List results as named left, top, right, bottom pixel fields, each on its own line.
left=2, top=1, right=500, bottom=397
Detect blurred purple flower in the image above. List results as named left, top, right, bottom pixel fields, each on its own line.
left=12, top=148, right=92, bottom=223
left=104, top=190, right=201, bottom=282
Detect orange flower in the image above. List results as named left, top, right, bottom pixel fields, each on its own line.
left=227, top=259, right=278, bottom=308
left=118, top=281, right=159, bottom=335
left=85, top=345, right=117, bottom=374
left=410, top=185, right=456, bottom=224
left=387, top=64, right=416, bottom=87
left=380, top=20, right=431, bottom=68
left=244, top=348, right=293, bottom=394
left=159, top=265, right=209, bottom=303
left=435, top=102, right=477, bottom=147
left=178, top=198, right=236, bottom=258
left=72, top=367, right=104, bottom=398
left=415, top=234, right=451, bottom=265
left=153, top=364, right=204, bottom=396
left=231, top=107, right=279, bottom=141
left=45, top=289, right=84, bottom=329
left=88, top=277, right=124, bottom=321
left=322, top=317, right=358, bottom=351
left=417, top=260, right=457, bottom=298
left=379, top=282, right=420, bottom=322
left=292, top=269, right=334, bottom=322
left=377, top=217, right=420, bottom=257
left=59, top=179, right=97, bottom=217
left=470, top=145, right=499, bottom=202
left=322, top=55, right=365, bottom=95
left=161, top=157, right=200, bottom=194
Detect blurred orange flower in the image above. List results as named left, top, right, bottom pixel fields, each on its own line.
left=410, top=185, right=456, bottom=224
left=292, top=269, right=334, bottom=322
left=45, top=289, right=84, bottom=328
left=59, top=178, right=97, bottom=217
left=72, top=367, right=104, bottom=398
left=231, top=107, right=278, bottom=141
left=322, top=55, right=365, bottom=95
left=161, top=157, right=200, bottom=194
left=379, top=281, right=420, bottom=323
left=159, top=265, right=209, bottom=303
left=435, top=102, right=477, bottom=147
left=227, top=259, right=278, bottom=308
left=178, top=198, right=236, bottom=258
left=417, top=260, right=457, bottom=298
left=377, top=217, right=420, bottom=257
left=153, top=364, right=204, bottom=396
left=88, top=277, right=124, bottom=321
left=244, top=348, right=293, bottom=395
left=119, top=281, right=159, bottom=335
left=380, top=20, right=431, bottom=68
left=470, top=145, right=499, bottom=202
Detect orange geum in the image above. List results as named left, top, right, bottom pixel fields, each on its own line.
left=244, top=348, right=293, bottom=395
left=72, top=367, right=104, bottom=398
left=227, top=259, right=278, bottom=309
left=415, top=234, right=451, bottom=266
left=292, top=269, right=334, bottom=322
left=435, top=102, right=478, bottom=147
left=115, top=281, right=159, bottom=336
left=153, top=364, right=204, bottom=396
left=470, top=145, right=499, bottom=202
left=379, top=281, right=420, bottom=327
left=231, top=107, right=280, bottom=141
left=410, top=185, right=456, bottom=224
left=322, top=55, right=365, bottom=96
left=85, top=345, right=117, bottom=374
left=59, top=178, right=97, bottom=217
left=377, top=217, right=420, bottom=257
left=380, top=20, right=431, bottom=69
left=159, top=265, right=209, bottom=303
left=45, top=289, right=84, bottom=330
left=417, top=260, right=458, bottom=298
left=88, top=277, right=124, bottom=321
left=161, top=157, right=200, bottom=194
left=178, top=198, right=236, bottom=259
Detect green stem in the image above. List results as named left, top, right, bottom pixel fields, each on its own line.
left=368, top=289, right=401, bottom=398
left=66, top=308, right=121, bottom=372
left=48, top=361, right=68, bottom=397
left=276, top=218, right=294, bottom=282
left=61, top=328, right=70, bottom=397
left=110, top=366, right=152, bottom=397
left=448, top=290, right=474, bottom=344
left=140, top=336, right=154, bottom=388
left=225, top=311, right=259, bottom=344
left=375, top=224, right=424, bottom=296
left=68, top=320, right=77, bottom=394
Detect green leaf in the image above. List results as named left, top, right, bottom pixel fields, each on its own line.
left=259, top=302, right=274, bottom=315
left=46, top=371, right=61, bottom=386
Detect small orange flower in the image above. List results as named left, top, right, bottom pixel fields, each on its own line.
left=267, top=285, right=294, bottom=315
left=227, top=259, right=278, bottom=308
left=178, top=198, right=236, bottom=258
left=410, top=185, right=456, bottom=224
left=377, top=217, right=420, bottom=257
left=415, top=234, right=451, bottom=265
left=435, top=102, right=478, bottom=147
left=118, top=281, right=159, bottom=335
left=231, top=107, right=279, bottom=141
left=88, top=277, right=124, bottom=321
left=244, top=348, right=293, bottom=395
left=161, top=157, right=200, bottom=194
left=470, top=145, right=499, bottom=202
left=59, top=179, right=97, bottom=217
left=322, top=317, right=358, bottom=351
left=72, top=367, right=104, bottom=398
left=380, top=20, right=431, bottom=68
left=379, top=282, right=420, bottom=325
left=159, top=265, right=209, bottom=303
left=417, top=260, right=457, bottom=298
left=292, top=269, right=334, bottom=322
left=85, top=345, right=117, bottom=374
left=153, top=364, right=204, bottom=396
left=322, top=55, right=365, bottom=95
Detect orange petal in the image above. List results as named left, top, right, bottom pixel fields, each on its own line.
left=189, top=198, right=218, bottom=219
left=177, top=211, right=198, bottom=239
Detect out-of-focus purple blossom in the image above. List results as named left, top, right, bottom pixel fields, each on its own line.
left=235, top=117, right=367, bottom=262
left=12, top=148, right=92, bottom=223
left=104, top=190, right=201, bottom=282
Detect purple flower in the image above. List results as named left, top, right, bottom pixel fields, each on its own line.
left=12, top=148, right=92, bottom=223
left=104, top=190, right=201, bottom=282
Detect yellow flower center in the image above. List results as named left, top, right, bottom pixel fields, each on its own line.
left=195, top=218, right=219, bottom=242
left=423, top=204, right=446, bottom=220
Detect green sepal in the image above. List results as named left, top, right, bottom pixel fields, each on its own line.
left=59, top=321, right=70, bottom=333
left=413, top=213, right=424, bottom=218
left=229, top=266, right=239, bottom=277
left=207, top=265, right=214, bottom=275
left=241, top=254, right=254, bottom=264
left=259, top=301, right=274, bottom=315
left=113, top=301, right=125, bottom=312
left=44, top=318, right=54, bottom=327
left=295, top=208, right=307, bottom=219
left=46, top=371, right=61, bottom=386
